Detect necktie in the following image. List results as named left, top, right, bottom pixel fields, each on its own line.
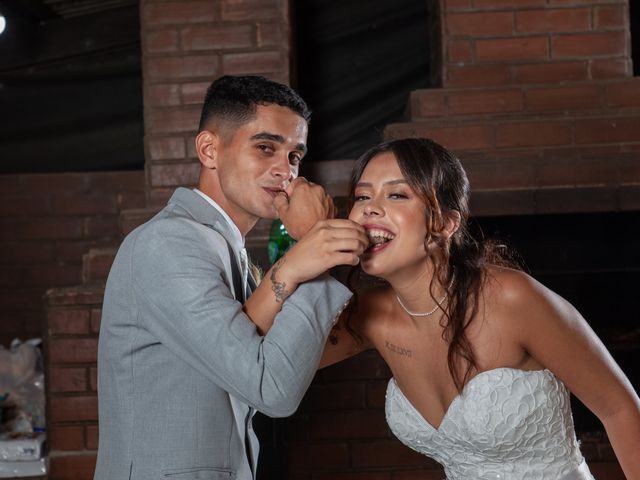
left=238, top=246, right=257, bottom=477
left=239, top=248, right=249, bottom=300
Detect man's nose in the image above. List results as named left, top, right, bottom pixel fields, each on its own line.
left=271, top=154, right=293, bottom=181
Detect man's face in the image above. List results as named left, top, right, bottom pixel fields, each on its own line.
left=211, top=104, right=308, bottom=232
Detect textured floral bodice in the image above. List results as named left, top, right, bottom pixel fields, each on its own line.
left=385, top=368, right=595, bottom=480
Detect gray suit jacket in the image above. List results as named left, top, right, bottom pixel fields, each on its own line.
left=94, top=188, right=352, bottom=480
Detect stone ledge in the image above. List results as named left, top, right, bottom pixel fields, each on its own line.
left=409, top=78, right=640, bottom=120
left=45, top=285, right=105, bottom=307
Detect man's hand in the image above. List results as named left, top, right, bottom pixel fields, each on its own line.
left=272, top=219, right=369, bottom=287
left=274, top=177, right=336, bottom=240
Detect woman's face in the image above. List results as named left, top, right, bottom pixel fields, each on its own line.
left=348, top=152, right=429, bottom=279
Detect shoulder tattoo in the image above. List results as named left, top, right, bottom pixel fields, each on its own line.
left=385, top=340, right=412, bottom=358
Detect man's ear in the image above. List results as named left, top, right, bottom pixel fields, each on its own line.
left=195, top=130, right=220, bottom=169
left=443, top=210, right=461, bottom=240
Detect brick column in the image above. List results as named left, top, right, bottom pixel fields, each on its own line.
left=45, top=287, right=104, bottom=479
left=141, top=0, right=292, bottom=206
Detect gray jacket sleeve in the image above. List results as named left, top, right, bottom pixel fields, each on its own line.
left=130, top=218, right=352, bottom=417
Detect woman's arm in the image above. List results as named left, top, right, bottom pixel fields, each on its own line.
left=505, top=270, right=640, bottom=478
left=318, top=310, right=373, bottom=368
left=318, top=286, right=391, bottom=368
left=243, top=219, right=368, bottom=335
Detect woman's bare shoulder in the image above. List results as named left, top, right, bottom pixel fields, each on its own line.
left=482, top=264, right=573, bottom=336
left=483, top=265, right=545, bottom=305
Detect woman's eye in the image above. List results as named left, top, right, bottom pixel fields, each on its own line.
left=354, top=195, right=369, bottom=202
left=389, top=192, right=408, bottom=199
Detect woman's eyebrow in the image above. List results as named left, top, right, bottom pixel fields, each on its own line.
left=356, top=179, right=407, bottom=187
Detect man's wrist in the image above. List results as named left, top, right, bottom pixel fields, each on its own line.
left=269, top=257, right=298, bottom=303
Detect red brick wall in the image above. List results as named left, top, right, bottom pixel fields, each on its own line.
left=0, top=171, right=144, bottom=347
left=387, top=0, right=640, bottom=217
left=45, top=286, right=104, bottom=479
left=440, top=0, right=631, bottom=88
left=40, top=0, right=635, bottom=478
left=141, top=0, right=292, bottom=206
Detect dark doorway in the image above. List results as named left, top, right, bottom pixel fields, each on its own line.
left=631, top=0, right=640, bottom=76
left=292, top=0, right=435, bottom=161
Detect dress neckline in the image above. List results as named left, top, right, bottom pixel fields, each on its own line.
left=390, top=367, right=552, bottom=431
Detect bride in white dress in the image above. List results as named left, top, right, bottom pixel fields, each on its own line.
left=313, top=138, right=640, bottom=479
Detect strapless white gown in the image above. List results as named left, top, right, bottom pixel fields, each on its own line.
left=385, top=368, right=595, bottom=480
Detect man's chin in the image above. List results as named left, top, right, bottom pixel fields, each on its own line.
left=260, top=205, right=278, bottom=221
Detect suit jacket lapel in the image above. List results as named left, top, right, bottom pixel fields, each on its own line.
left=168, top=188, right=238, bottom=247
left=168, top=188, right=247, bottom=301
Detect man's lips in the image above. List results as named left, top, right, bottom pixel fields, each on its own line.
left=263, top=187, right=286, bottom=199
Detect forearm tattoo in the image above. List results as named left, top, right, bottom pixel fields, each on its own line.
left=385, top=340, right=412, bottom=358
left=270, top=258, right=291, bottom=303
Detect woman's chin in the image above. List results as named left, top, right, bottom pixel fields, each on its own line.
left=360, top=260, right=390, bottom=279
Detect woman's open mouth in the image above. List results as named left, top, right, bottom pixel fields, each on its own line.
left=364, top=227, right=395, bottom=254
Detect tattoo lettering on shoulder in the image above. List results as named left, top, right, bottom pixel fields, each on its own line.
left=270, top=258, right=291, bottom=303
left=385, top=340, right=412, bottom=358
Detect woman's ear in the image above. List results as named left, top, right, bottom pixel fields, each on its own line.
left=442, top=210, right=461, bottom=240
left=195, top=130, right=220, bottom=169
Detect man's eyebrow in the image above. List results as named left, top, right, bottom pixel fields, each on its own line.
left=250, top=132, right=307, bottom=154
left=251, top=132, right=284, bottom=143
left=356, top=179, right=408, bottom=187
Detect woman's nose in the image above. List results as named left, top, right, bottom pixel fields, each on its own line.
left=364, top=202, right=382, bottom=216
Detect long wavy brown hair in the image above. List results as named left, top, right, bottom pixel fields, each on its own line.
left=346, top=138, right=514, bottom=391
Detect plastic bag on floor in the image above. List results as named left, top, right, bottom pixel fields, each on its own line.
left=0, top=339, right=45, bottom=433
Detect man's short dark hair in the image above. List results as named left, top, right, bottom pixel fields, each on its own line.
left=197, top=75, right=311, bottom=133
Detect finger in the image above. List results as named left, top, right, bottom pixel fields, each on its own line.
left=327, top=231, right=370, bottom=253
left=326, top=238, right=369, bottom=255
left=326, top=252, right=361, bottom=268
left=273, top=192, right=289, bottom=215
left=327, top=197, right=337, bottom=219
left=285, top=177, right=307, bottom=196
left=320, top=219, right=367, bottom=234
left=322, top=229, right=368, bottom=246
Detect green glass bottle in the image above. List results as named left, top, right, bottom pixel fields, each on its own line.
left=268, top=219, right=296, bottom=264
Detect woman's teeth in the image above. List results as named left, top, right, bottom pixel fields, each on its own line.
left=367, top=229, right=395, bottom=246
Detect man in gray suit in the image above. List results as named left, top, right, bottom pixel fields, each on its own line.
left=94, top=75, right=368, bottom=480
